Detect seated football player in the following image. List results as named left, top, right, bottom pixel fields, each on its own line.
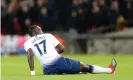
left=24, top=25, right=117, bottom=75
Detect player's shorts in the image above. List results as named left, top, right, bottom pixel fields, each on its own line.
left=43, top=57, right=80, bottom=75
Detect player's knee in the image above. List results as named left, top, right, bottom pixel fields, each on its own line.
left=80, top=62, right=89, bottom=72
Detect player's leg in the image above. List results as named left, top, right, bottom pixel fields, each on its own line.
left=43, top=57, right=117, bottom=75
left=80, top=62, right=112, bottom=73
left=80, top=58, right=117, bottom=74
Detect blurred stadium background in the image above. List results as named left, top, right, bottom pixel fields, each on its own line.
left=1, top=0, right=133, bottom=80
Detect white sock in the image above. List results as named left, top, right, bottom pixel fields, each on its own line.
left=92, top=65, right=112, bottom=73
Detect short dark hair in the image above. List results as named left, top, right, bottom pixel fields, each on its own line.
left=28, top=25, right=37, bottom=36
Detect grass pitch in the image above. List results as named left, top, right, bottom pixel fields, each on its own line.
left=1, top=54, right=133, bottom=80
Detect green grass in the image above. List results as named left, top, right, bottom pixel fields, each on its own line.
left=1, top=54, right=133, bottom=80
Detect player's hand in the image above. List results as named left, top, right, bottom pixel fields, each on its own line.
left=30, top=71, right=35, bottom=76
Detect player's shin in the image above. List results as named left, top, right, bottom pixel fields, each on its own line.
left=88, top=65, right=112, bottom=74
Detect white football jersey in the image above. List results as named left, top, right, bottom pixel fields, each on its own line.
left=24, top=33, right=61, bottom=66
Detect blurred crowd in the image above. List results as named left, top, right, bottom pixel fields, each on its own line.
left=1, top=0, right=133, bottom=35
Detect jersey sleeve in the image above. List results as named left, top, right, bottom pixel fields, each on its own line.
left=49, top=34, right=60, bottom=47
left=24, top=41, right=32, bottom=52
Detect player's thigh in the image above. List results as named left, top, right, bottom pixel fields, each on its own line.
left=43, top=65, right=61, bottom=75
left=58, top=57, right=80, bottom=74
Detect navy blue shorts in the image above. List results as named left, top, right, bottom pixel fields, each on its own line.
left=43, top=57, right=80, bottom=75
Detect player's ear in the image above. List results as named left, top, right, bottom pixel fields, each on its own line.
left=32, top=30, right=37, bottom=36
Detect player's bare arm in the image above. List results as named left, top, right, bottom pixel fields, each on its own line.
left=27, top=48, right=35, bottom=75
left=55, top=43, right=65, bottom=54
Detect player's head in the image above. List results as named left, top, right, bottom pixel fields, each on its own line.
left=28, top=25, right=43, bottom=37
